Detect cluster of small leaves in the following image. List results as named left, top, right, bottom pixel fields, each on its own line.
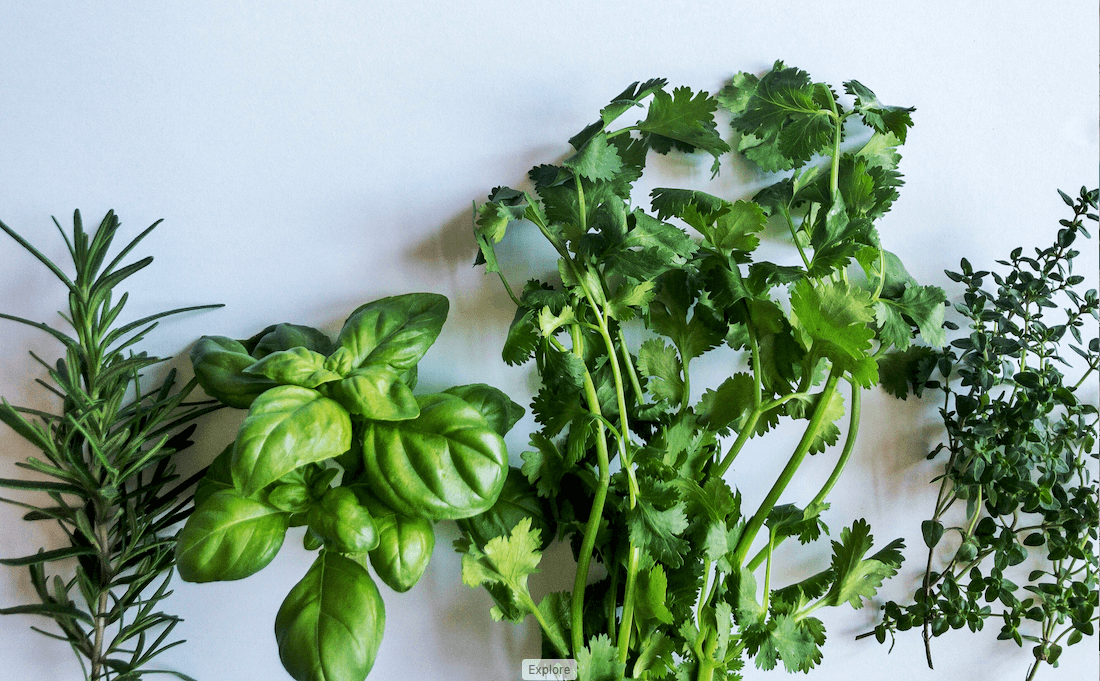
left=0, top=211, right=220, bottom=680
left=873, top=188, right=1099, bottom=680
left=470, top=62, right=941, bottom=680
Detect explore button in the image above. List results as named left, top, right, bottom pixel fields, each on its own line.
left=521, top=658, right=578, bottom=680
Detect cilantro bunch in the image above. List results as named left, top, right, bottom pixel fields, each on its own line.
left=872, top=188, right=1099, bottom=680
left=466, top=62, right=944, bottom=680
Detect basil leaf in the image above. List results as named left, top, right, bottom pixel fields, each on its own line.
left=233, top=386, right=352, bottom=497
left=443, top=383, right=525, bottom=436
left=275, top=552, right=386, bottom=681
left=355, top=492, right=436, bottom=593
left=244, top=347, right=342, bottom=388
left=251, top=322, right=334, bottom=358
left=335, top=293, right=449, bottom=371
left=322, top=365, right=419, bottom=421
left=360, top=393, right=508, bottom=520
left=189, top=336, right=277, bottom=408
left=176, top=489, right=289, bottom=583
left=307, top=487, right=379, bottom=554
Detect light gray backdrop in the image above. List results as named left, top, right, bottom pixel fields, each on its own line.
left=1, top=2, right=1097, bottom=680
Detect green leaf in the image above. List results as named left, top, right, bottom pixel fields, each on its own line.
left=248, top=322, right=334, bottom=358
left=637, top=86, right=730, bottom=175
left=844, top=80, right=915, bottom=143
left=307, top=487, right=379, bottom=554
left=189, top=336, right=277, bottom=409
left=321, top=365, right=419, bottom=421
left=176, top=489, right=289, bottom=583
left=790, top=279, right=875, bottom=362
left=443, top=383, right=525, bottom=437
left=635, top=564, right=675, bottom=625
left=233, top=386, right=353, bottom=497
left=604, top=211, right=697, bottom=282
left=876, top=345, right=937, bottom=399
left=244, top=347, right=342, bottom=388
left=564, top=132, right=624, bottom=182
left=757, top=614, right=826, bottom=673
left=921, top=519, right=945, bottom=549
left=875, top=283, right=947, bottom=350
left=275, top=552, right=386, bottom=681
left=577, top=634, right=625, bottom=681
left=361, top=496, right=435, bottom=593
left=360, top=393, right=508, bottom=520
left=724, top=62, right=836, bottom=170
left=638, top=338, right=684, bottom=406
left=0, top=546, right=96, bottom=567
left=823, top=519, right=904, bottom=608
left=335, top=293, right=449, bottom=372
left=625, top=473, right=689, bottom=568
left=709, top=200, right=769, bottom=254
left=695, top=373, right=754, bottom=435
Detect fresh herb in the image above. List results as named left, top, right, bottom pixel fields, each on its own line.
left=870, top=188, right=1099, bottom=680
left=468, top=61, right=941, bottom=679
left=0, top=211, right=221, bottom=680
left=178, top=293, right=523, bottom=681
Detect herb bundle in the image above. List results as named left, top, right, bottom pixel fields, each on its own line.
left=0, top=211, right=220, bottom=680
left=178, top=293, right=523, bottom=681
left=467, top=62, right=945, bottom=679
left=872, top=188, right=1099, bottom=680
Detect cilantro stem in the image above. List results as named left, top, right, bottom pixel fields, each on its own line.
left=744, top=383, right=860, bottom=572
left=780, top=203, right=812, bottom=271
left=617, top=545, right=642, bottom=668
left=569, top=324, right=612, bottom=657
left=809, top=380, right=861, bottom=508
left=731, top=367, right=843, bottom=568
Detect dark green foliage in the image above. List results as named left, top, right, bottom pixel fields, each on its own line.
left=469, top=64, right=936, bottom=680
left=872, top=188, right=1099, bottom=680
left=0, top=211, right=222, bottom=680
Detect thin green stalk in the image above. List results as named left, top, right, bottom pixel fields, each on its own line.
left=569, top=325, right=612, bottom=656
left=731, top=367, right=843, bottom=568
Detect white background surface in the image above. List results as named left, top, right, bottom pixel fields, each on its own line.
left=1, top=2, right=1097, bottom=680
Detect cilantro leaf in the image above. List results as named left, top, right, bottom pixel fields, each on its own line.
left=564, top=132, right=625, bottom=182
left=789, top=279, right=876, bottom=361
left=723, top=61, right=837, bottom=171
left=696, top=373, right=755, bottom=436
left=577, top=634, right=625, bottom=681
left=875, top=283, right=948, bottom=350
left=822, top=519, right=905, bottom=609
left=638, top=338, right=684, bottom=406
left=844, top=80, right=915, bottom=143
left=876, top=345, right=937, bottom=399
left=638, top=86, right=731, bottom=176
left=625, top=472, right=690, bottom=568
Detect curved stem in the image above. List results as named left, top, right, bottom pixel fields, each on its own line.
left=731, top=367, right=843, bottom=568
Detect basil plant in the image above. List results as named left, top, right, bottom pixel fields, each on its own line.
left=176, top=293, right=522, bottom=681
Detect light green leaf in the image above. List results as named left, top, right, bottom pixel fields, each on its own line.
left=275, top=552, right=386, bottom=681
left=233, top=386, right=352, bottom=497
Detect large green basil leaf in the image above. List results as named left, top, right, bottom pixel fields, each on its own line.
left=193, top=442, right=235, bottom=509
left=307, top=487, right=379, bottom=554
left=321, top=365, right=419, bottom=421
left=176, top=489, right=289, bottom=582
left=251, top=322, right=334, bottom=358
left=233, top=386, right=352, bottom=497
left=443, top=383, right=525, bottom=436
left=353, top=489, right=435, bottom=593
left=245, top=347, right=342, bottom=388
left=360, top=393, right=508, bottom=520
left=335, top=293, right=449, bottom=372
left=457, top=466, right=556, bottom=551
left=275, top=552, right=386, bottom=681
left=190, top=336, right=276, bottom=408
